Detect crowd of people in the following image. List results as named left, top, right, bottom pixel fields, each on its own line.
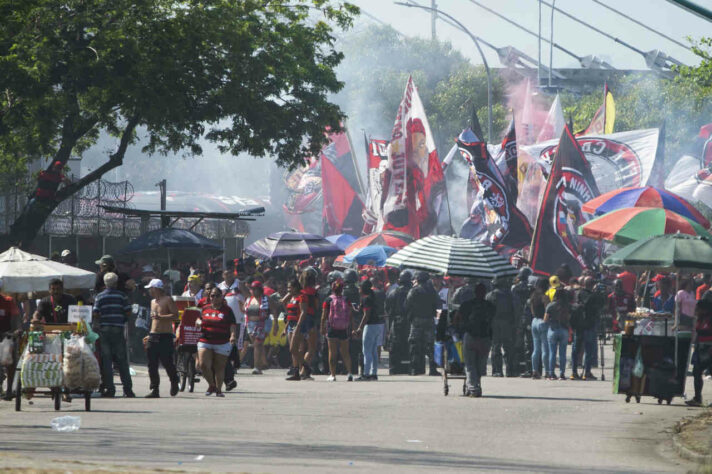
left=0, top=250, right=711, bottom=407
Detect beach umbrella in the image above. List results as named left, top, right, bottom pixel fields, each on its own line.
left=245, top=232, right=344, bottom=260
left=0, top=247, right=95, bottom=293
left=325, top=234, right=357, bottom=251
left=603, top=233, right=712, bottom=272
left=582, top=186, right=710, bottom=228
left=385, top=235, right=518, bottom=279
left=344, top=231, right=414, bottom=252
left=343, top=245, right=396, bottom=267
left=579, top=207, right=712, bottom=246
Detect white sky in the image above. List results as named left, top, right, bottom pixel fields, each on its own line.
left=351, top=0, right=712, bottom=69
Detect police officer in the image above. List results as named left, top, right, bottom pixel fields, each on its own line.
left=385, top=270, right=412, bottom=374
left=487, top=275, right=518, bottom=377
left=343, top=269, right=362, bottom=376
left=406, top=271, right=439, bottom=376
left=511, top=267, right=533, bottom=377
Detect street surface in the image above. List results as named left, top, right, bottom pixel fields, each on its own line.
left=0, top=344, right=705, bottom=473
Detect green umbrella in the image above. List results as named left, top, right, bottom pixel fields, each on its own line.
left=603, top=233, right=712, bottom=272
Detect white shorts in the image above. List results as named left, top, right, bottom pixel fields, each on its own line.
left=197, top=341, right=232, bottom=356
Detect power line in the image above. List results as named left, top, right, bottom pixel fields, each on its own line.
left=537, top=0, right=645, bottom=56
left=590, top=0, right=691, bottom=51
left=467, top=0, right=581, bottom=62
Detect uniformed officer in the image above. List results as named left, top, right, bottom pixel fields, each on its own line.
left=406, top=271, right=439, bottom=376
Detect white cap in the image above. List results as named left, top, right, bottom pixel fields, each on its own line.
left=61, top=249, right=72, bottom=257
left=144, top=278, right=164, bottom=289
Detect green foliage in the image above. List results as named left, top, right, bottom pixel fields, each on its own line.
left=0, top=0, right=357, bottom=171
left=0, top=0, right=358, bottom=244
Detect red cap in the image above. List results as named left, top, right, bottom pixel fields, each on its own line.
left=250, top=280, right=263, bottom=289
left=651, top=274, right=668, bottom=282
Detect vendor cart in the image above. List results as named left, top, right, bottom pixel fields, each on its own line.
left=14, top=323, right=98, bottom=412
left=613, top=331, right=692, bottom=404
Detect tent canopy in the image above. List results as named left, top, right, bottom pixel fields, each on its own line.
left=0, top=247, right=95, bottom=293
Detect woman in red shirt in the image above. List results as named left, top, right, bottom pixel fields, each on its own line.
left=280, top=278, right=304, bottom=378
left=286, top=270, right=319, bottom=381
left=197, top=288, right=237, bottom=397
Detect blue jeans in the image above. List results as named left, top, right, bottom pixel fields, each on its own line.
left=547, top=326, right=568, bottom=377
left=571, top=328, right=596, bottom=374
left=362, top=323, right=385, bottom=376
left=99, top=326, right=132, bottom=393
left=531, top=318, right=549, bottom=375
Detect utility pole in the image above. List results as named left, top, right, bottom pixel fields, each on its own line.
left=431, top=0, right=437, bottom=40
left=156, top=179, right=168, bottom=228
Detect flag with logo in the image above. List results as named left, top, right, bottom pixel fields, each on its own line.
left=457, top=128, right=532, bottom=253
left=521, top=128, right=662, bottom=195
left=283, top=157, right=322, bottom=233
left=382, top=76, right=445, bottom=239
left=321, top=131, right=365, bottom=236
left=362, top=136, right=389, bottom=234
left=529, top=125, right=601, bottom=276
left=489, top=118, right=519, bottom=199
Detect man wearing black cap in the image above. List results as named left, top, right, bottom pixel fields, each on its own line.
left=487, top=275, right=517, bottom=377
left=385, top=270, right=412, bottom=374
left=406, top=271, right=439, bottom=376
left=94, top=255, right=129, bottom=294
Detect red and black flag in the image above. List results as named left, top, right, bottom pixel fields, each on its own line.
left=362, top=136, right=389, bottom=234
left=457, top=128, right=532, bottom=253
left=321, top=131, right=365, bottom=236
left=529, top=125, right=601, bottom=276
left=497, top=118, right=518, bottom=199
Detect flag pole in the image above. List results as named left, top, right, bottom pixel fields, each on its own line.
left=344, top=119, right=367, bottom=201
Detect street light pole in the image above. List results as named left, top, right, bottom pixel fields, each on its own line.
left=396, top=1, right=493, bottom=142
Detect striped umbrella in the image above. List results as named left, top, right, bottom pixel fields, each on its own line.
left=385, top=235, right=519, bottom=278
left=245, top=232, right=344, bottom=260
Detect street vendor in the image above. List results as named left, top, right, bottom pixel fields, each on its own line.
left=607, top=279, right=635, bottom=332
left=34, top=279, right=76, bottom=324
left=0, top=289, right=22, bottom=400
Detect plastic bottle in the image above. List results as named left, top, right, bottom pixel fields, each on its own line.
left=51, top=415, right=81, bottom=432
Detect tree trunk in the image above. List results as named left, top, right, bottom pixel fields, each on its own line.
left=8, top=117, right=139, bottom=248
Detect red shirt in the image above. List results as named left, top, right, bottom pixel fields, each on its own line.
left=697, top=283, right=710, bottom=301
left=299, top=287, right=318, bottom=318
left=285, top=296, right=300, bottom=322
left=617, top=271, right=637, bottom=295
left=199, top=303, right=236, bottom=344
left=0, top=296, right=18, bottom=333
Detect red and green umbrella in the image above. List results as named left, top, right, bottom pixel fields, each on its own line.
left=579, top=207, right=712, bottom=246
left=582, top=186, right=710, bottom=228
left=335, top=231, right=414, bottom=265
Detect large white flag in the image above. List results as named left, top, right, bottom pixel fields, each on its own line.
left=520, top=128, right=661, bottom=194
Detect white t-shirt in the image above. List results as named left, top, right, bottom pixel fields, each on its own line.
left=218, top=279, right=239, bottom=292
left=224, top=291, right=246, bottom=325
left=438, top=287, right=449, bottom=310
left=181, top=289, right=203, bottom=306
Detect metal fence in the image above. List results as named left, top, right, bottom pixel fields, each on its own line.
left=0, top=177, right=248, bottom=240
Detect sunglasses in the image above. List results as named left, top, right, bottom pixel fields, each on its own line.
left=210, top=294, right=222, bottom=299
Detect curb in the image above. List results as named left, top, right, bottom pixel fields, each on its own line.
left=672, top=433, right=712, bottom=464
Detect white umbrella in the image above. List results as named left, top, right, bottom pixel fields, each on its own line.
left=0, top=247, right=95, bottom=293
left=385, top=235, right=519, bottom=279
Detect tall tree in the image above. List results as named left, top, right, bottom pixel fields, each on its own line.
left=0, top=0, right=358, bottom=246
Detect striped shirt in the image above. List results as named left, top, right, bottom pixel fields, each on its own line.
left=93, top=288, right=131, bottom=327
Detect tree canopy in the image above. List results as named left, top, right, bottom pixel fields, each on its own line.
left=0, top=0, right=358, bottom=245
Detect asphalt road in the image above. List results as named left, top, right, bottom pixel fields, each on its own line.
left=0, top=344, right=705, bottom=473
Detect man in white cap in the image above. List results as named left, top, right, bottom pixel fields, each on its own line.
left=145, top=278, right=180, bottom=398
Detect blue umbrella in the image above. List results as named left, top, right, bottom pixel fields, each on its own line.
left=119, top=228, right=223, bottom=262
left=343, top=245, right=396, bottom=267
left=245, top=232, right=344, bottom=260
left=325, top=233, right=358, bottom=250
